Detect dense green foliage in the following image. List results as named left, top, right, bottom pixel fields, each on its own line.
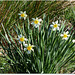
left=0, top=14, right=75, bottom=73
left=0, top=1, right=75, bottom=73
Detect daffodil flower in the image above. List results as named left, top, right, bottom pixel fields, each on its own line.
left=31, top=17, right=42, bottom=28
left=50, top=20, right=60, bottom=31
left=18, top=11, right=27, bottom=20
left=24, top=44, right=34, bottom=54
left=17, top=34, right=28, bottom=44
left=60, top=31, right=70, bottom=40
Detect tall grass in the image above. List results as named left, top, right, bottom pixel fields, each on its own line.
left=0, top=1, right=75, bottom=31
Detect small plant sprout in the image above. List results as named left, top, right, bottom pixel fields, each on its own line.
left=50, top=20, right=60, bottom=31
left=18, top=11, right=27, bottom=20
left=31, top=17, right=42, bottom=28
left=17, top=34, right=28, bottom=44
left=60, top=31, right=70, bottom=40
left=24, top=44, right=34, bottom=54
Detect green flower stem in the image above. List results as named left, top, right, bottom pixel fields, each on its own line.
left=38, top=26, right=39, bottom=44
left=1, top=23, right=11, bottom=44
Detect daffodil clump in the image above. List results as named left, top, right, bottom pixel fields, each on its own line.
left=0, top=11, right=75, bottom=73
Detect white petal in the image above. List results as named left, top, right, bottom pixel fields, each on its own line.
left=19, top=16, right=22, bottom=19
left=19, top=41, right=21, bottom=44
left=32, top=18, right=35, bottom=21
left=31, top=22, right=34, bottom=25
left=55, top=20, right=58, bottom=24
left=24, top=48, right=27, bottom=51
left=64, top=32, right=66, bottom=34
left=24, top=17, right=26, bottom=20
left=24, top=38, right=28, bottom=41
left=34, top=24, right=36, bottom=26
left=24, top=44, right=28, bottom=47
left=36, top=17, right=38, bottom=20
left=18, top=35, right=20, bottom=38
left=23, top=41, right=25, bottom=44
left=25, top=14, right=27, bottom=17
left=24, top=11, right=26, bottom=14
left=39, top=19, right=42, bottom=22
left=60, top=34, right=63, bottom=36
left=65, top=38, right=68, bottom=40
left=18, top=34, right=22, bottom=38
left=31, top=48, right=34, bottom=52
left=27, top=51, right=31, bottom=54
left=72, top=40, right=75, bottom=43
left=53, top=28, right=56, bottom=31
left=18, top=13, right=21, bottom=15
left=19, top=34, right=22, bottom=37
left=57, top=27, right=59, bottom=30
left=50, top=25, right=53, bottom=27
left=66, top=31, right=69, bottom=34
left=62, top=37, right=68, bottom=40
left=67, top=35, right=70, bottom=37
left=34, top=25, right=38, bottom=28
left=58, top=24, right=60, bottom=26
left=20, top=11, right=23, bottom=14
left=38, top=22, right=41, bottom=25
left=29, top=44, right=31, bottom=46
left=32, top=45, right=35, bottom=47
left=52, top=22, right=55, bottom=25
